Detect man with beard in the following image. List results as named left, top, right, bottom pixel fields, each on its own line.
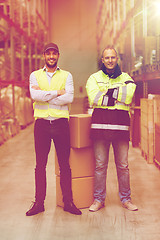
left=26, top=43, right=82, bottom=216
left=86, top=46, right=138, bottom=212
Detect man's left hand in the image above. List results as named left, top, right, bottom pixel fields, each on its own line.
left=32, top=85, right=41, bottom=90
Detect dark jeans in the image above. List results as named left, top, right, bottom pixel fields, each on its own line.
left=34, top=118, right=73, bottom=203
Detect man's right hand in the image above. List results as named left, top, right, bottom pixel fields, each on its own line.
left=57, top=89, right=66, bottom=96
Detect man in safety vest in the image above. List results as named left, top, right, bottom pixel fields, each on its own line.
left=26, top=43, right=82, bottom=216
left=86, top=46, right=138, bottom=212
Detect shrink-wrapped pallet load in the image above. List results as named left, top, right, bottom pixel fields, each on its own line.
left=16, top=96, right=33, bottom=127
left=0, top=123, right=4, bottom=145
left=1, top=84, right=33, bottom=127
left=0, top=84, right=34, bottom=143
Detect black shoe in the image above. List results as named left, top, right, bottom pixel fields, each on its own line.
left=64, top=201, right=82, bottom=215
left=26, top=202, right=45, bottom=216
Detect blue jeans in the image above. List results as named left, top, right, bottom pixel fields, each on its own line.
left=93, top=139, right=131, bottom=204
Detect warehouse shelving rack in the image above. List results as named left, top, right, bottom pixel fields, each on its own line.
left=96, top=0, right=160, bottom=160
left=0, top=0, right=49, bottom=144
left=96, top=0, right=160, bottom=103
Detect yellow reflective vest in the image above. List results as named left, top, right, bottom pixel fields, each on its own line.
left=86, top=68, right=136, bottom=141
left=86, top=70, right=136, bottom=111
left=33, top=69, right=70, bottom=119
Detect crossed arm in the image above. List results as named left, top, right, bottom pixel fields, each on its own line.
left=29, top=72, right=74, bottom=105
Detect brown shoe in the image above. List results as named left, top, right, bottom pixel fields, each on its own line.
left=122, top=200, right=138, bottom=211
left=89, top=200, right=104, bottom=212
left=26, top=202, right=45, bottom=216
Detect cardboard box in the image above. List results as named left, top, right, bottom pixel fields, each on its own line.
left=155, top=123, right=160, bottom=168
left=140, top=98, right=154, bottom=163
left=55, top=147, right=95, bottom=178
left=69, top=114, right=92, bottom=148
left=56, top=176, right=94, bottom=209
left=140, top=97, right=160, bottom=163
left=154, top=98, right=160, bottom=124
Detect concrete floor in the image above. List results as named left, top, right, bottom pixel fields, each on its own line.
left=0, top=123, right=160, bottom=240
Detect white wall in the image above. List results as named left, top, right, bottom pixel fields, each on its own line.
left=48, top=0, right=98, bottom=98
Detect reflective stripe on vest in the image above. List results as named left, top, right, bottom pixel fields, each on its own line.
left=121, top=86, right=127, bottom=102
left=116, top=101, right=128, bottom=107
left=33, top=69, right=70, bottom=119
left=94, top=91, right=103, bottom=105
left=103, top=95, right=109, bottom=106
left=91, top=123, right=129, bottom=131
left=34, top=104, right=68, bottom=111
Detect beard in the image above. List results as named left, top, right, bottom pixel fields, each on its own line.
left=45, top=59, right=58, bottom=69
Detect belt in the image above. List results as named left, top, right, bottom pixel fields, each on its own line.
left=37, top=118, right=56, bottom=124
left=49, top=120, right=55, bottom=124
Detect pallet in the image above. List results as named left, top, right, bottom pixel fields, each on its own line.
left=154, top=159, right=160, bottom=170
left=141, top=150, right=154, bottom=164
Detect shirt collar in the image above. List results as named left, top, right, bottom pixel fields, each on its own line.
left=43, top=66, right=60, bottom=72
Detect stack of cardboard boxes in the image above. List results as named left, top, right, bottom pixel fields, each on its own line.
left=140, top=96, right=160, bottom=165
left=140, top=98, right=154, bottom=163
left=155, top=123, right=160, bottom=168
left=55, top=114, right=95, bottom=209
